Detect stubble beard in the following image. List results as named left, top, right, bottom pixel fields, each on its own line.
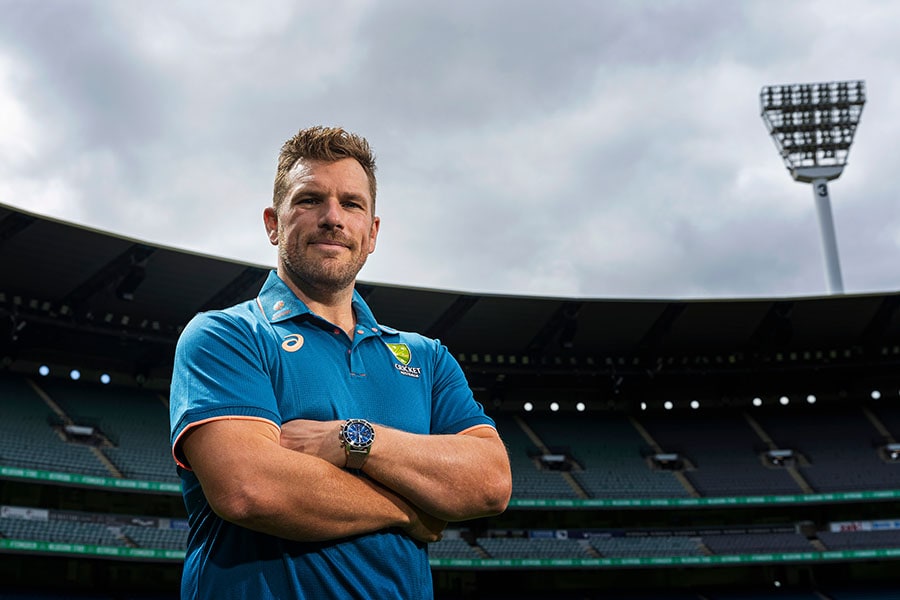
left=279, top=241, right=367, bottom=297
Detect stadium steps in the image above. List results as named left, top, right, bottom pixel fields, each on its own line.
left=578, top=539, right=601, bottom=558
left=470, top=541, right=490, bottom=559
left=628, top=416, right=701, bottom=498
left=513, top=414, right=589, bottom=499
left=863, top=407, right=895, bottom=444
left=117, top=531, right=140, bottom=549
left=743, top=411, right=814, bottom=494
left=809, top=537, right=828, bottom=552
left=28, top=378, right=124, bottom=478
left=697, top=540, right=714, bottom=556
left=90, top=447, right=125, bottom=479
left=754, top=406, right=897, bottom=493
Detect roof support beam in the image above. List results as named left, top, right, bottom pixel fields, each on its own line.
left=62, top=244, right=156, bottom=309
left=425, top=295, right=479, bottom=340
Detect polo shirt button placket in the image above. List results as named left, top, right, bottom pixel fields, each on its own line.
left=349, top=328, right=368, bottom=377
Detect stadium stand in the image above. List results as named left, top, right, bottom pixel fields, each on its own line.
left=492, top=414, right=580, bottom=499
left=700, top=531, right=816, bottom=555
left=867, top=403, right=900, bottom=438
left=521, top=413, right=690, bottom=499
left=119, top=525, right=188, bottom=551
left=3, top=204, right=900, bottom=597
left=817, top=529, right=900, bottom=551
left=636, top=411, right=805, bottom=497
left=477, top=536, right=591, bottom=559
left=0, top=374, right=110, bottom=478
left=37, top=379, right=176, bottom=483
left=0, top=516, right=122, bottom=547
left=428, top=535, right=484, bottom=560
left=753, top=407, right=899, bottom=493
left=588, top=534, right=705, bottom=558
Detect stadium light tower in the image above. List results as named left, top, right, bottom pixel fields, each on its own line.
left=760, top=80, right=866, bottom=294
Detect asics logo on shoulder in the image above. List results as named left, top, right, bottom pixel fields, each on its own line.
left=281, top=334, right=304, bottom=352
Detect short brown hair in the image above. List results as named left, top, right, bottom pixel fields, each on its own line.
left=273, top=126, right=377, bottom=210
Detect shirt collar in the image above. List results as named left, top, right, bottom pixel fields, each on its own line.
left=255, top=270, right=397, bottom=336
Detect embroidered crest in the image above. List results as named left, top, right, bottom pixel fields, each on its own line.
left=387, top=343, right=411, bottom=365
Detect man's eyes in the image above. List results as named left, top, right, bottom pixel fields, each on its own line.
left=292, top=196, right=365, bottom=209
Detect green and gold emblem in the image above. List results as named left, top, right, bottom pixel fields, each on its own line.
left=387, top=343, right=411, bottom=365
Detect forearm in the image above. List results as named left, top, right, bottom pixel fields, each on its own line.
left=182, top=419, right=441, bottom=543
left=363, top=426, right=512, bottom=522
left=225, top=450, right=410, bottom=541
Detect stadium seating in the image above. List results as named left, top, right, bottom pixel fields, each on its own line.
left=0, top=375, right=111, bottom=477
left=701, top=531, right=815, bottom=555
left=588, top=534, right=705, bottom=558
left=492, top=415, right=580, bottom=499
left=119, top=525, right=188, bottom=551
left=428, top=536, right=483, bottom=560
left=37, top=379, right=177, bottom=483
left=0, top=510, right=188, bottom=553
left=637, top=411, right=805, bottom=497
left=4, top=368, right=900, bottom=599
left=477, top=536, right=591, bottom=559
left=0, top=516, right=122, bottom=547
left=522, top=413, right=690, bottom=499
left=868, top=404, right=900, bottom=438
left=753, top=407, right=897, bottom=493
left=817, top=529, right=900, bottom=551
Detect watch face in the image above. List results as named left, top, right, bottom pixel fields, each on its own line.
left=344, top=419, right=375, bottom=449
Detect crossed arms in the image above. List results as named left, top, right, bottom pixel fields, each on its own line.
left=179, top=417, right=512, bottom=544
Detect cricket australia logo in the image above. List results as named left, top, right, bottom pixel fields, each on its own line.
left=387, top=343, right=421, bottom=378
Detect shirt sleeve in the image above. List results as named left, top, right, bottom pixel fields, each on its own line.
left=169, top=309, right=281, bottom=468
left=428, top=339, right=496, bottom=435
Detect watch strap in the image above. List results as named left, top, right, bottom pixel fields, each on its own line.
left=340, top=418, right=375, bottom=470
left=344, top=446, right=370, bottom=470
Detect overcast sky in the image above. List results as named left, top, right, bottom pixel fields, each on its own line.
left=2, top=1, right=899, bottom=300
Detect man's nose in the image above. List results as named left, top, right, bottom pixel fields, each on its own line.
left=318, top=198, right=344, bottom=229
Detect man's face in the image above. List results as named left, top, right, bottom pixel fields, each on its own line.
left=264, top=157, right=380, bottom=296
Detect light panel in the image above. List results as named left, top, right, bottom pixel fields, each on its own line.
left=760, top=80, right=866, bottom=174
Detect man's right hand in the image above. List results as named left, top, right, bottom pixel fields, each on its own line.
left=373, top=480, right=446, bottom=543
left=404, top=503, right=447, bottom=543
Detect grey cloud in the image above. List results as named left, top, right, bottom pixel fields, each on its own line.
left=1, top=1, right=169, bottom=150
left=2, top=0, right=899, bottom=300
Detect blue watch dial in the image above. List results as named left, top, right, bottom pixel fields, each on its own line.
left=346, top=421, right=374, bottom=446
left=342, top=419, right=375, bottom=452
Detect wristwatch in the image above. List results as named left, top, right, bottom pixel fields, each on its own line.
left=339, top=418, right=375, bottom=469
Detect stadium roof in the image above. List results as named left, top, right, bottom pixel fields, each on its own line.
left=2, top=203, right=900, bottom=405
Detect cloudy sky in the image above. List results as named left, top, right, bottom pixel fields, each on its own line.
left=2, top=0, right=898, bottom=300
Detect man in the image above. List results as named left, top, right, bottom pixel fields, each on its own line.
left=169, top=126, right=512, bottom=599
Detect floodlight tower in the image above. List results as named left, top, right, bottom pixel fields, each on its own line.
left=760, top=80, right=866, bottom=294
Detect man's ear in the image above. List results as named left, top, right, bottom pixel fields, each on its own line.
left=368, top=216, right=381, bottom=254
left=263, top=207, right=279, bottom=246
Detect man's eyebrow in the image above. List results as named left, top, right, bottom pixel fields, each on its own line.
left=340, top=191, right=369, bottom=203
left=287, top=183, right=324, bottom=199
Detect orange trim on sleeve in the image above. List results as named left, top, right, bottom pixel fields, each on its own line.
left=456, top=424, right=497, bottom=436
left=172, top=415, right=279, bottom=471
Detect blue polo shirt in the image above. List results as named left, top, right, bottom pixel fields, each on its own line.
left=170, top=271, right=494, bottom=600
